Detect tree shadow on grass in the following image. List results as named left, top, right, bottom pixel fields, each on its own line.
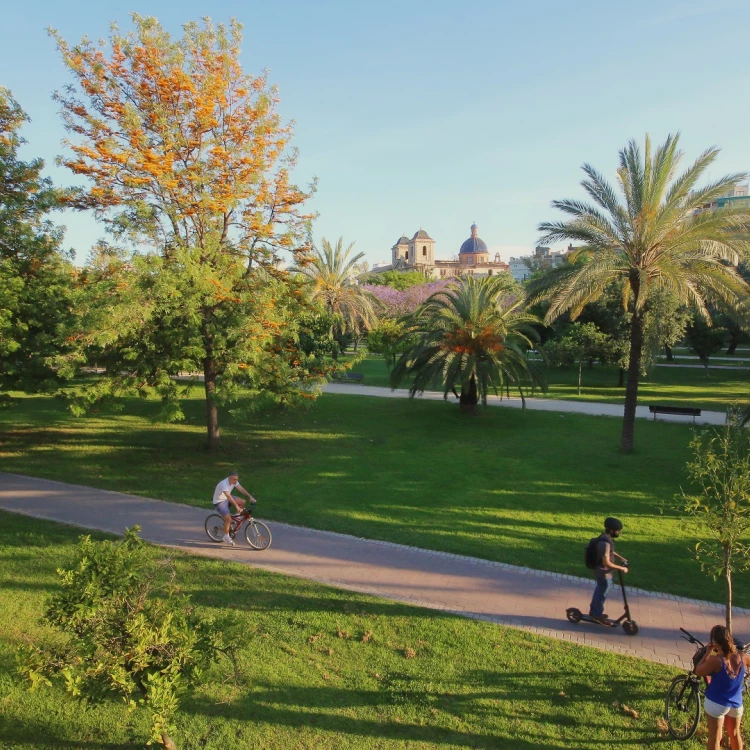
left=185, top=679, right=661, bottom=749
left=0, top=716, right=140, bottom=750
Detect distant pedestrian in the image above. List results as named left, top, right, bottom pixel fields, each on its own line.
left=587, top=517, right=628, bottom=625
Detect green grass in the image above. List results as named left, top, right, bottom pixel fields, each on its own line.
left=0, top=510, right=707, bottom=748
left=1, top=386, right=746, bottom=606
left=350, top=355, right=748, bottom=411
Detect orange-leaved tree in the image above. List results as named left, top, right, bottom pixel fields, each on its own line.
left=51, top=16, right=319, bottom=449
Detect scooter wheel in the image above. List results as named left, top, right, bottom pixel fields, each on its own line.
left=566, top=608, right=583, bottom=624
left=622, top=620, right=639, bottom=636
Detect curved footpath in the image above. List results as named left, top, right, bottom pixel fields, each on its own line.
left=323, top=383, right=728, bottom=425
left=1, top=472, right=744, bottom=669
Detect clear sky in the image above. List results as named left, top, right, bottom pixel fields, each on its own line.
left=3, top=0, right=749, bottom=267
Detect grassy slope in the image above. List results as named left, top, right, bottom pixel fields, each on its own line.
left=0, top=511, right=704, bottom=749
left=1, top=387, right=744, bottom=606
left=350, top=355, right=748, bottom=411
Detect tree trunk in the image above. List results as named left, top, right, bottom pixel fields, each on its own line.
left=620, top=309, right=645, bottom=453
left=725, top=546, right=733, bottom=633
left=578, top=361, right=583, bottom=395
left=161, top=733, right=178, bottom=750
left=727, top=330, right=739, bottom=355
left=459, top=375, right=478, bottom=414
left=617, top=368, right=625, bottom=388
left=664, top=344, right=673, bottom=362
left=203, top=357, right=220, bottom=451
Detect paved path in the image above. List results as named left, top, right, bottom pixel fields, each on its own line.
left=323, top=383, right=728, bottom=425
left=1, top=472, right=744, bottom=669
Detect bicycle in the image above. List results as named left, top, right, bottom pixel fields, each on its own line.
left=204, top=505, right=272, bottom=550
left=665, top=627, right=750, bottom=741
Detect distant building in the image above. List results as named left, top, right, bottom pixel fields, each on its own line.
left=509, top=245, right=571, bottom=282
left=694, top=182, right=750, bottom=215
left=376, top=224, right=510, bottom=279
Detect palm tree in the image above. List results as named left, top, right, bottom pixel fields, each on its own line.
left=530, top=134, right=750, bottom=452
left=391, top=274, right=544, bottom=412
left=300, top=237, right=380, bottom=358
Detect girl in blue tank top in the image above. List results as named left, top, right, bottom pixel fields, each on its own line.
left=696, top=625, right=750, bottom=750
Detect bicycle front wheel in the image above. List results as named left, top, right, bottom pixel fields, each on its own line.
left=245, top=520, right=272, bottom=550
left=205, top=514, right=225, bottom=542
left=665, top=675, right=701, bottom=740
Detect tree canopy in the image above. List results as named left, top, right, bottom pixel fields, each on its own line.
left=0, top=88, right=76, bottom=393
left=531, top=133, right=750, bottom=451
left=51, top=16, right=320, bottom=448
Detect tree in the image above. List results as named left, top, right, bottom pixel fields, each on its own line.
left=542, top=322, right=610, bottom=394
left=531, top=134, right=750, bottom=452
left=363, top=269, right=429, bottom=290
left=366, top=319, right=409, bottom=369
left=391, top=275, right=545, bottom=412
left=51, top=16, right=316, bottom=449
left=644, top=289, right=691, bottom=363
left=299, top=237, right=380, bottom=358
left=684, top=314, right=726, bottom=374
left=361, top=279, right=450, bottom=317
left=675, top=415, right=750, bottom=632
left=20, top=528, right=239, bottom=749
left=0, top=88, right=76, bottom=393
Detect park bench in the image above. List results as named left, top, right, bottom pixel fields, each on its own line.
left=648, top=405, right=702, bottom=423
left=333, top=372, right=365, bottom=384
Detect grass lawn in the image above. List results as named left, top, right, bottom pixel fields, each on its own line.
left=1, top=385, right=746, bottom=607
left=0, top=511, right=708, bottom=749
left=349, top=355, right=748, bottom=412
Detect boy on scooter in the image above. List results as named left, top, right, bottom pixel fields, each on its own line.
left=589, top=517, right=628, bottom=626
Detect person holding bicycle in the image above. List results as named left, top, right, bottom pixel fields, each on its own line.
left=695, top=625, right=750, bottom=750
left=213, top=471, right=256, bottom=546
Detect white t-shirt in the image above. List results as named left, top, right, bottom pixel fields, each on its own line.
left=213, top=478, right=240, bottom=504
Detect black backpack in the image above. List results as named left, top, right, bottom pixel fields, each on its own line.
left=585, top=536, right=601, bottom=569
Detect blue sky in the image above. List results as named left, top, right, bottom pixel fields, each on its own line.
left=3, top=0, right=749, bottom=267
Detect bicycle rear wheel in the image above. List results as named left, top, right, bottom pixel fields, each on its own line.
left=245, top=520, right=272, bottom=550
left=205, top=514, right=225, bottom=542
left=665, top=674, right=701, bottom=740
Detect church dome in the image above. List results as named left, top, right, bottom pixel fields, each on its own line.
left=394, top=235, right=410, bottom=246
left=412, top=229, right=432, bottom=241
left=459, top=223, right=488, bottom=255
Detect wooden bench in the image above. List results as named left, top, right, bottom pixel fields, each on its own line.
left=332, top=372, right=364, bottom=384
left=648, top=405, right=702, bottom=423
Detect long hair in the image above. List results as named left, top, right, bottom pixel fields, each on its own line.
left=710, top=625, right=737, bottom=658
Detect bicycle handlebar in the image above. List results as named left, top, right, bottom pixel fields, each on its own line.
left=679, top=627, right=705, bottom=648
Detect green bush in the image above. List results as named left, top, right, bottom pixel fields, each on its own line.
left=19, top=527, right=240, bottom=749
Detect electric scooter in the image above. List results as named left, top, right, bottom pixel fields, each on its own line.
left=565, top=559, right=639, bottom=636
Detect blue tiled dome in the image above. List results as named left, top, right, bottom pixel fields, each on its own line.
left=459, top=223, right=488, bottom=254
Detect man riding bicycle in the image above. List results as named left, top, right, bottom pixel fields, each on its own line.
left=213, top=471, right=256, bottom=546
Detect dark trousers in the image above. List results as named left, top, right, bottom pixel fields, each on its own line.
left=589, top=575, right=612, bottom=617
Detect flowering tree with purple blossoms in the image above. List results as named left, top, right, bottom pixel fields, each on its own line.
left=362, top=280, right=450, bottom=318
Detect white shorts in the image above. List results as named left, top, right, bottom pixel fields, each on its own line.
left=705, top=696, right=744, bottom=719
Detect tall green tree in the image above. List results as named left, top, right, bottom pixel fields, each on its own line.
left=531, top=134, right=750, bottom=452
left=52, top=17, right=318, bottom=449
left=299, top=237, right=380, bottom=358
left=392, top=275, right=544, bottom=412
left=0, top=88, right=76, bottom=393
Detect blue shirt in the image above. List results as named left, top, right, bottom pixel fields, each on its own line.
left=706, top=657, right=745, bottom=708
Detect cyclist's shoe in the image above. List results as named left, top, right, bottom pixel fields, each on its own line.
left=222, top=534, right=234, bottom=546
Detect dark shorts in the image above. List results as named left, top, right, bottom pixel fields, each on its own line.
left=214, top=499, right=231, bottom=517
